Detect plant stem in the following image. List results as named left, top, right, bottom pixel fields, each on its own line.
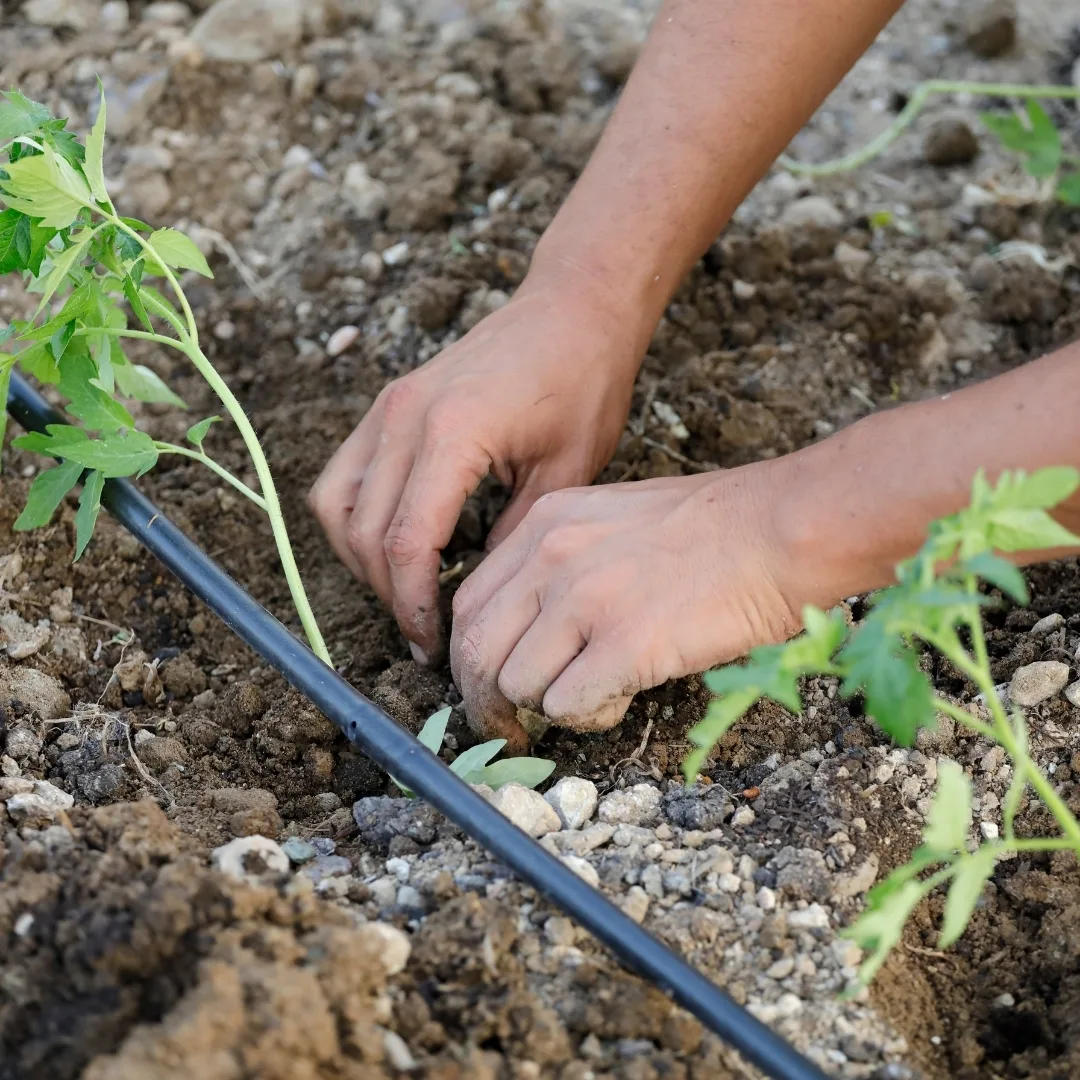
left=1009, top=837, right=1079, bottom=854
left=781, top=80, right=1080, bottom=176
left=71, top=326, right=188, bottom=354
left=930, top=695, right=995, bottom=741
left=106, top=215, right=332, bottom=665
left=154, top=442, right=267, bottom=510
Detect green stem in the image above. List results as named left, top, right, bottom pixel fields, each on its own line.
left=930, top=695, right=995, bottom=741
left=1010, top=837, right=1079, bottom=854
left=154, top=442, right=267, bottom=510
left=781, top=80, right=1080, bottom=176
left=71, top=326, right=187, bottom=354
left=102, top=215, right=331, bottom=665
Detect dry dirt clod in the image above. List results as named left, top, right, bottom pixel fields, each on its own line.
left=923, top=116, right=979, bottom=167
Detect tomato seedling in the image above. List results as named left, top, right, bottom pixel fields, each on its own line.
left=685, top=466, right=1080, bottom=984
left=980, top=99, right=1080, bottom=206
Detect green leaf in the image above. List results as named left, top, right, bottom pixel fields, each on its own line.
left=923, top=760, right=972, bottom=854
left=988, top=508, right=1080, bottom=553
left=683, top=686, right=760, bottom=782
left=838, top=617, right=936, bottom=745
left=148, top=228, right=213, bottom=278
left=84, top=85, right=108, bottom=205
left=16, top=216, right=58, bottom=277
left=186, top=415, right=221, bottom=449
left=0, top=354, right=15, bottom=467
left=1004, top=467, right=1080, bottom=510
left=844, top=878, right=927, bottom=985
left=449, top=739, right=507, bottom=781
left=22, top=282, right=95, bottom=341
left=0, top=148, right=92, bottom=229
left=1058, top=172, right=1080, bottom=206
left=58, top=351, right=134, bottom=433
left=50, top=320, right=75, bottom=363
left=114, top=362, right=186, bottom=408
left=0, top=209, right=25, bottom=274
left=962, top=552, right=1029, bottom=604
left=122, top=272, right=152, bottom=331
left=18, top=342, right=59, bottom=383
left=477, top=756, right=556, bottom=790
left=981, top=102, right=1061, bottom=179
left=12, top=424, right=157, bottom=478
left=13, top=459, right=83, bottom=530
left=34, top=226, right=98, bottom=316
left=139, top=285, right=183, bottom=328
left=116, top=228, right=142, bottom=263
left=73, top=469, right=105, bottom=560
left=0, top=91, right=50, bottom=143
left=939, top=847, right=996, bottom=949
left=42, top=119, right=85, bottom=169
left=416, top=706, right=451, bottom=754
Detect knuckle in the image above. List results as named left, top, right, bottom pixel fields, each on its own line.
left=378, top=379, right=416, bottom=421
left=383, top=521, right=423, bottom=567
left=455, top=624, right=488, bottom=674
left=452, top=581, right=474, bottom=619
left=424, top=402, right=459, bottom=442
left=345, top=519, right=379, bottom=560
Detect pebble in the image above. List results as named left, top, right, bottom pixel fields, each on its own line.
left=490, top=783, right=562, bottom=838
left=780, top=195, right=843, bottom=230
left=964, top=0, right=1016, bottom=58
left=545, top=776, right=598, bottom=829
left=281, top=837, right=318, bottom=865
left=834, top=241, right=871, bottom=279
left=326, top=325, right=360, bottom=357
left=212, top=835, right=290, bottom=883
left=342, top=163, right=388, bottom=221
left=383, top=1030, right=416, bottom=1072
left=189, top=0, right=304, bottom=62
left=923, top=117, right=979, bottom=167
left=1010, top=661, right=1070, bottom=707
left=561, top=854, right=600, bottom=888
left=1, top=612, right=50, bottom=660
left=5, top=727, right=43, bottom=763
left=622, top=885, right=650, bottom=923
left=732, top=279, right=757, bottom=301
left=1030, top=613, right=1065, bottom=637
left=356, top=921, right=412, bottom=975
left=598, top=783, right=661, bottom=826
left=756, top=886, right=777, bottom=911
left=788, top=904, right=830, bottom=930
left=302, top=854, right=353, bottom=883
left=101, top=0, right=130, bottom=32
left=24, top=0, right=97, bottom=29
left=718, top=872, right=742, bottom=894
left=382, top=241, right=410, bottom=266
left=731, top=806, right=756, bottom=827
left=1065, top=682, right=1080, bottom=709
left=766, top=956, right=795, bottom=979
left=980, top=821, right=1000, bottom=841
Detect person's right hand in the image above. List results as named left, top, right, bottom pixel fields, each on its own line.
left=308, top=269, right=646, bottom=666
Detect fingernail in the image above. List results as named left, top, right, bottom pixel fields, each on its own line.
left=409, top=641, right=429, bottom=665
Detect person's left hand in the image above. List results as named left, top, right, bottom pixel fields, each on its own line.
left=449, top=464, right=804, bottom=753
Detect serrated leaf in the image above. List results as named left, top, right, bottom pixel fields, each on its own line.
left=114, top=362, right=186, bottom=408
left=115, top=228, right=142, bottom=263
left=988, top=508, right=1080, bottom=553
left=449, top=739, right=507, bottom=781
left=18, top=342, right=59, bottom=383
left=477, top=756, right=556, bottom=790
left=1058, top=171, right=1080, bottom=206
left=42, top=120, right=84, bottom=169
left=683, top=686, right=760, bottom=782
left=0, top=355, right=15, bottom=468
left=16, top=216, right=58, bottom=277
left=58, top=351, right=134, bottom=432
left=22, top=282, right=94, bottom=341
left=50, top=320, right=75, bottom=362
left=982, top=103, right=1061, bottom=179
left=13, top=459, right=83, bottom=530
left=962, top=552, right=1029, bottom=604
left=186, top=415, right=221, bottom=449
left=84, top=85, right=108, bottom=205
left=939, top=847, right=996, bottom=949
left=0, top=91, right=50, bottom=143
left=122, top=272, right=152, bottom=331
left=34, top=226, right=97, bottom=316
left=923, top=760, right=972, bottom=854
left=0, top=148, right=92, bottom=229
left=1004, top=467, right=1080, bottom=510
left=0, top=209, right=24, bottom=274
left=148, top=227, right=212, bottom=278
left=12, top=424, right=157, bottom=477
left=416, top=706, right=451, bottom=754
left=844, top=878, right=927, bottom=984
left=73, top=469, right=104, bottom=560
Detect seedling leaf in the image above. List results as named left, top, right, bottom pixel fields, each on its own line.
left=148, top=228, right=213, bottom=278
left=0, top=148, right=92, bottom=229
left=0, top=354, right=16, bottom=467
left=84, top=86, right=109, bottom=205
left=923, top=760, right=972, bottom=854
left=1058, top=172, right=1080, bottom=206
left=416, top=706, right=451, bottom=754
left=186, top=416, right=221, bottom=449
left=939, top=847, right=996, bottom=948
left=0, top=209, right=25, bottom=274
left=450, top=739, right=507, bottom=781
left=58, top=352, right=135, bottom=432
left=13, top=459, right=83, bottom=530
left=0, top=90, right=51, bottom=143
left=477, top=756, right=556, bottom=790
left=74, top=469, right=105, bottom=560
left=114, top=362, right=186, bottom=408
left=962, top=552, right=1029, bottom=604
left=12, top=424, right=157, bottom=477
left=34, top=226, right=98, bottom=316
left=981, top=102, right=1061, bottom=179
left=845, top=878, right=927, bottom=984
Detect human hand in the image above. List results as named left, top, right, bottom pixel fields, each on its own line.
left=449, top=465, right=805, bottom=752
left=308, top=270, right=645, bottom=663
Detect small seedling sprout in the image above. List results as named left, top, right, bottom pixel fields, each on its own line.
left=684, top=467, right=1080, bottom=984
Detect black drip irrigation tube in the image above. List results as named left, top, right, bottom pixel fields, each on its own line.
left=7, top=371, right=830, bottom=1080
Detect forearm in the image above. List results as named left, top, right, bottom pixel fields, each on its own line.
left=775, top=343, right=1080, bottom=608
left=527, top=0, right=904, bottom=349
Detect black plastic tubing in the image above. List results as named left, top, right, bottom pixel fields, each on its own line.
left=7, top=371, right=829, bottom=1080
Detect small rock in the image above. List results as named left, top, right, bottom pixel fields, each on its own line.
left=780, top=195, right=843, bottom=230
left=1010, top=661, right=1070, bottom=707
left=383, top=1030, right=416, bottom=1072
left=544, top=776, right=598, bottom=830
left=923, top=117, right=979, bottom=167
left=562, top=854, right=600, bottom=888
left=282, top=837, right=318, bottom=864
left=490, top=783, right=561, bottom=837
left=135, top=736, right=187, bottom=774
left=382, top=241, right=410, bottom=267
left=732, top=279, right=757, bottom=301
left=832, top=855, right=879, bottom=900
left=0, top=613, right=50, bottom=660
left=212, top=835, right=290, bottom=883
left=301, top=854, right=353, bottom=883
left=622, top=885, right=650, bottom=923
left=5, top=782, right=72, bottom=828
left=993, top=992, right=1015, bottom=1008
left=210, top=787, right=278, bottom=815
left=4, top=726, right=42, bottom=763
left=0, top=777, right=34, bottom=799
left=0, top=756, right=19, bottom=776
left=1031, top=613, right=1065, bottom=637
left=766, top=956, right=795, bottom=979
left=834, top=241, right=872, bottom=279
left=980, top=821, right=999, bottom=840
left=756, top=886, right=777, bottom=911
left=788, top=904, right=830, bottom=930
left=24, top=0, right=97, bottom=29
left=731, top=806, right=755, bottom=827
left=326, top=325, right=360, bottom=357
left=314, top=792, right=342, bottom=813
left=101, top=0, right=131, bottom=31
left=342, top=164, right=388, bottom=221
left=143, top=1, right=191, bottom=23
left=189, top=0, right=304, bottom=62
left=358, top=251, right=384, bottom=282
left=356, top=921, right=411, bottom=975
left=717, top=873, right=742, bottom=894
left=1065, top=681, right=1080, bottom=708
left=598, top=784, right=661, bottom=826
left=965, top=0, right=1016, bottom=58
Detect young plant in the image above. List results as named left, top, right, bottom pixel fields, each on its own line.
left=0, top=89, right=328, bottom=662
left=391, top=706, right=556, bottom=796
left=980, top=99, right=1080, bottom=206
left=683, top=466, right=1080, bottom=984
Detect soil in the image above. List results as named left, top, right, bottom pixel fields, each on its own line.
left=3, top=0, right=1080, bottom=1077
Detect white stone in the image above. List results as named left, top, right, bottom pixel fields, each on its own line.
left=1, top=612, right=50, bottom=660
left=834, top=241, right=872, bottom=279
left=544, top=776, right=598, bottom=830
left=561, top=854, right=600, bottom=888
left=597, top=783, right=661, bottom=826
left=490, top=783, right=562, bottom=838
left=780, top=195, right=843, bottom=230
left=24, top=0, right=97, bottom=29
left=622, top=885, right=650, bottom=923
left=717, top=873, right=742, bottom=894
left=5, top=727, right=42, bottom=762
left=755, top=886, right=777, bottom=911
left=341, top=163, right=388, bottom=221
left=356, top=921, right=411, bottom=975
left=142, top=1, right=191, bottom=23
left=382, top=242, right=410, bottom=266
left=1030, top=613, right=1065, bottom=637
left=101, top=0, right=131, bottom=31
left=980, top=821, right=999, bottom=840
left=385, top=856, right=411, bottom=882
left=211, top=835, right=289, bottom=882
left=13, top=912, right=34, bottom=937
left=189, top=0, right=303, bottom=62
left=326, top=325, right=360, bottom=357
left=1010, top=661, right=1070, bottom=707
left=732, top=279, right=757, bottom=301
left=1065, top=681, right=1080, bottom=709
left=766, top=956, right=795, bottom=979
left=31, top=779, right=74, bottom=813
left=788, top=903, right=830, bottom=930
left=382, top=1030, right=416, bottom=1072
left=731, top=806, right=756, bottom=827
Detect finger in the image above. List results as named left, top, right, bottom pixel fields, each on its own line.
left=346, top=446, right=416, bottom=608
left=542, top=636, right=639, bottom=732
left=486, top=467, right=567, bottom=551
left=451, top=507, right=536, bottom=627
left=308, top=415, right=382, bottom=580
left=497, top=605, right=586, bottom=711
left=451, top=577, right=541, bottom=754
